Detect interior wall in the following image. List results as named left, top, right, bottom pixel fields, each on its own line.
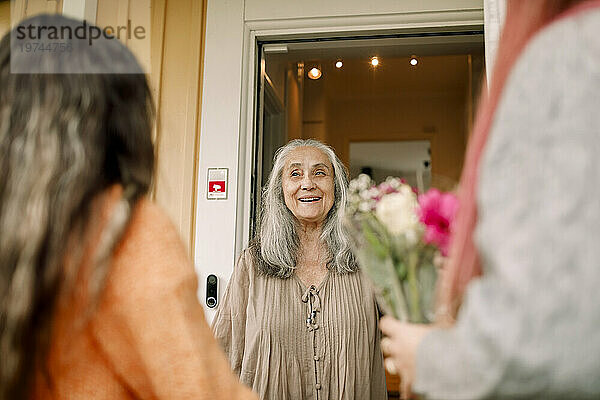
left=286, top=66, right=303, bottom=140
left=303, top=75, right=327, bottom=143
left=284, top=54, right=475, bottom=188
left=327, top=94, right=466, bottom=186
left=289, top=88, right=467, bottom=189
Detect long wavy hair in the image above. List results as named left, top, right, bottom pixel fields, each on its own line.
left=251, top=139, right=357, bottom=278
left=0, top=15, right=154, bottom=399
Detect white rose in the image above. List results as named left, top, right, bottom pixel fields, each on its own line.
left=386, top=176, right=403, bottom=190
left=356, top=174, right=372, bottom=191
left=358, top=201, right=373, bottom=213
left=398, top=184, right=413, bottom=197
left=367, top=187, right=380, bottom=199
left=375, top=190, right=419, bottom=239
left=359, top=188, right=372, bottom=200
left=349, top=179, right=359, bottom=192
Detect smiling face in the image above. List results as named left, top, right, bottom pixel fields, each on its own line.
left=281, top=146, right=335, bottom=227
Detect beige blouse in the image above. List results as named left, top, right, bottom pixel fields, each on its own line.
left=212, top=250, right=387, bottom=400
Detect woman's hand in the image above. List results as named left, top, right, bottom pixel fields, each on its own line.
left=380, top=317, right=435, bottom=398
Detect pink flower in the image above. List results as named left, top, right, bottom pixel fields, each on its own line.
left=377, top=182, right=397, bottom=195
left=417, top=189, right=459, bottom=256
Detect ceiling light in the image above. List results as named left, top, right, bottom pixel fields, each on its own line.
left=410, top=57, right=418, bottom=66
left=308, top=67, right=322, bottom=80
left=335, top=60, right=343, bottom=68
left=371, top=57, right=379, bottom=67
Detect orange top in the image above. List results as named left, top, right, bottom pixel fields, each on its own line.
left=33, top=187, right=256, bottom=399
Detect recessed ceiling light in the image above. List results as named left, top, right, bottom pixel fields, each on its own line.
left=410, top=56, right=418, bottom=66
left=335, top=60, right=343, bottom=68
left=308, top=67, right=322, bottom=80
left=371, top=57, right=379, bottom=67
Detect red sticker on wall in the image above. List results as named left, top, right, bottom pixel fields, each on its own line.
left=207, top=168, right=228, bottom=200
left=209, top=181, right=226, bottom=193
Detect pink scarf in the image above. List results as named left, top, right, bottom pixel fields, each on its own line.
left=437, top=0, right=600, bottom=321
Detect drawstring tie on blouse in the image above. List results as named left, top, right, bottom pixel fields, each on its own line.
left=301, top=284, right=324, bottom=396
left=301, top=285, right=321, bottom=331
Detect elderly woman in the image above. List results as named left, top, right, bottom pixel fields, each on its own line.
left=213, top=139, right=387, bottom=399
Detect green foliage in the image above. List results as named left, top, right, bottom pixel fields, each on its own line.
left=347, top=214, right=438, bottom=323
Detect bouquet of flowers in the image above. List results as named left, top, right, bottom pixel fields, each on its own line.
left=346, top=174, right=458, bottom=323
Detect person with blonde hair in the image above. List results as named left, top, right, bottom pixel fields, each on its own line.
left=0, top=14, right=256, bottom=400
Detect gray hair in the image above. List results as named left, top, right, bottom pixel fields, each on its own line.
left=0, top=15, right=154, bottom=399
left=251, top=139, right=357, bottom=278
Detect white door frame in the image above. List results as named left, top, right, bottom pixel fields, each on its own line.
left=238, top=10, right=485, bottom=255
left=195, top=1, right=483, bottom=320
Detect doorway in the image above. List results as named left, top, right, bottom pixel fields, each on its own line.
left=252, top=31, right=485, bottom=233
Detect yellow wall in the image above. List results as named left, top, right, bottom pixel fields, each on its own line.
left=0, top=1, right=9, bottom=38
left=0, top=0, right=63, bottom=36
left=150, top=0, right=206, bottom=254
left=6, top=0, right=206, bottom=254
left=97, top=0, right=207, bottom=254
left=15, top=0, right=63, bottom=17
left=96, top=0, right=152, bottom=74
